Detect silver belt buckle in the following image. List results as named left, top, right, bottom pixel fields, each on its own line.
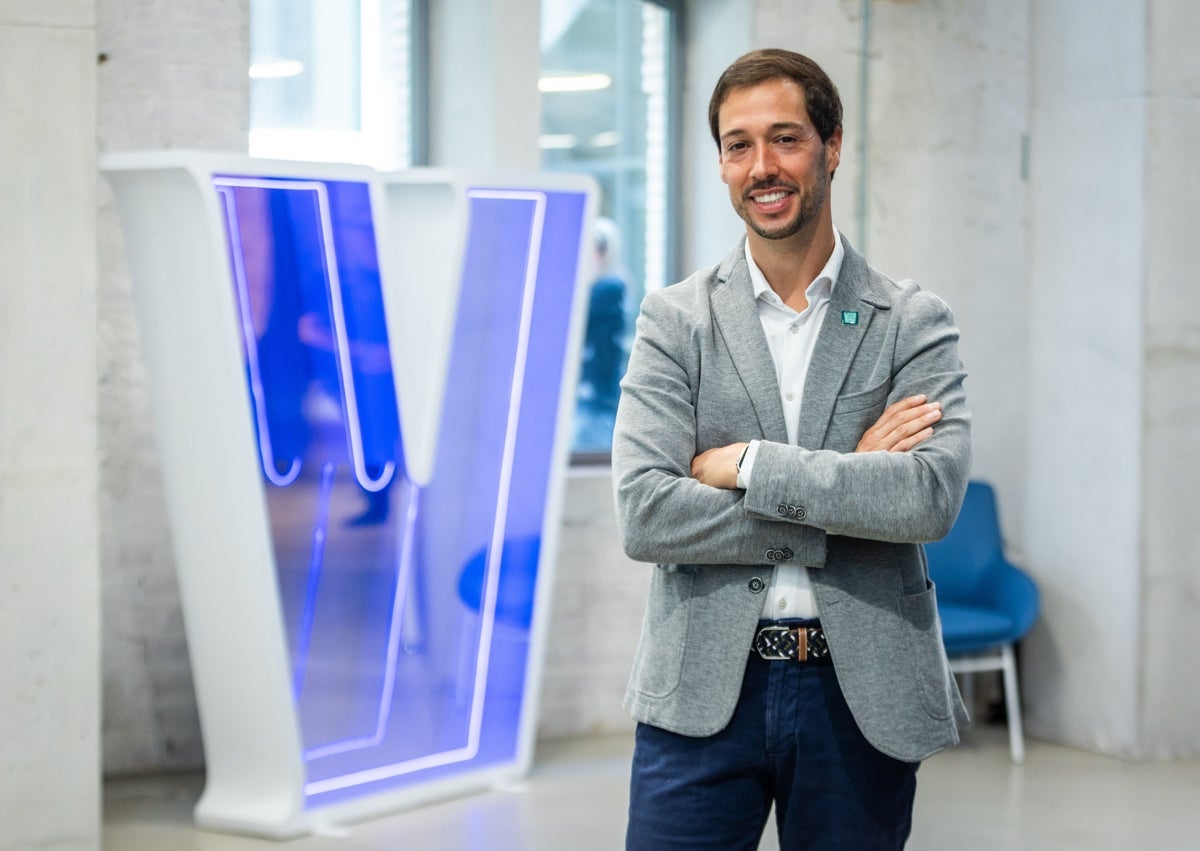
left=753, top=625, right=795, bottom=661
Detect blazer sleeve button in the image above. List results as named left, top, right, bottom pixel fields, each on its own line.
left=795, top=507, right=807, bottom=520
left=777, top=505, right=788, bottom=517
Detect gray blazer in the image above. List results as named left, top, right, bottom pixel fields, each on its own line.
left=612, top=235, right=971, bottom=763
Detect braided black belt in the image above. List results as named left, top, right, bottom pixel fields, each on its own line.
left=753, top=624, right=831, bottom=664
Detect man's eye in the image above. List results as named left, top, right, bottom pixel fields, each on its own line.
left=725, top=142, right=748, bottom=154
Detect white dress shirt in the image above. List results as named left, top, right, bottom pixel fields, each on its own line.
left=735, top=234, right=845, bottom=620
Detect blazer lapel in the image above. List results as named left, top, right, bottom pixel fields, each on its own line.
left=710, top=240, right=789, bottom=443
left=795, top=236, right=889, bottom=449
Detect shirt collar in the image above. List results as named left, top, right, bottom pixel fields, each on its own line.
left=744, top=230, right=844, bottom=306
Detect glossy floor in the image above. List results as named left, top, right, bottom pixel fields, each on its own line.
left=104, top=725, right=1200, bottom=850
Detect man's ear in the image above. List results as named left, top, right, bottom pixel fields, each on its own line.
left=826, top=126, right=844, bottom=175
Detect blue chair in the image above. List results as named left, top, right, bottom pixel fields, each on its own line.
left=458, top=535, right=541, bottom=630
left=925, top=480, right=1039, bottom=763
left=454, top=536, right=541, bottom=704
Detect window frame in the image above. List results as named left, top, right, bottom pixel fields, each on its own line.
left=248, top=0, right=428, bottom=170
left=542, top=0, right=683, bottom=467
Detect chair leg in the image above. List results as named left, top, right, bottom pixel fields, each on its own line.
left=1001, top=643, right=1025, bottom=764
left=960, top=671, right=976, bottom=713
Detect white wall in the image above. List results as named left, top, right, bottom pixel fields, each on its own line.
left=0, top=3, right=100, bottom=849
left=537, top=470, right=649, bottom=738
left=3, top=14, right=1191, bottom=843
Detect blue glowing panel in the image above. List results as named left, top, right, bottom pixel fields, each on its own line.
left=214, top=177, right=586, bottom=807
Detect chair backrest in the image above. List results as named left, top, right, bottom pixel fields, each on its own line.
left=458, top=535, right=541, bottom=627
left=924, top=480, right=1006, bottom=603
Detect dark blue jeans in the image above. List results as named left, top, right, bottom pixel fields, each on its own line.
left=626, top=633, right=918, bottom=850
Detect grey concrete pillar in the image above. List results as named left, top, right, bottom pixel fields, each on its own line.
left=0, top=4, right=100, bottom=848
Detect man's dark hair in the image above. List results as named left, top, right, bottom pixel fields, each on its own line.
left=708, top=49, right=843, bottom=148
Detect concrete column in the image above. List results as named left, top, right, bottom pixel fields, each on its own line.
left=427, top=0, right=542, bottom=171
left=1023, top=0, right=1148, bottom=757
left=681, top=0, right=752, bottom=274
left=1135, top=0, right=1200, bottom=759
left=0, top=3, right=100, bottom=849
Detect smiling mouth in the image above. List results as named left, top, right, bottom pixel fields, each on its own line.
left=753, top=190, right=789, bottom=204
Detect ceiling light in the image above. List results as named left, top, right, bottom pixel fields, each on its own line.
left=249, top=60, right=305, bottom=80
left=538, top=73, right=612, bottom=94
left=538, top=134, right=579, bottom=150
left=589, top=131, right=619, bottom=148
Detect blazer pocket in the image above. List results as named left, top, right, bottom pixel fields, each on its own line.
left=631, top=565, right=695, bottom=699
left=895, top=582, right=955, bottom=721
left=833, top=379, right=891, bottom=414
left=827, top=380, right=891, bottom=452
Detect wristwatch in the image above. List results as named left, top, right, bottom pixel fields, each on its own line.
left=735, top=444, right=750, bottom=474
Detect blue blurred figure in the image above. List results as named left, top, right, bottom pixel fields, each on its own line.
left=575, top=217, right=630, bottom=453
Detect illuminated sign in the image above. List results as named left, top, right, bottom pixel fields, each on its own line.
left=103, top=153, right=594, bottom=836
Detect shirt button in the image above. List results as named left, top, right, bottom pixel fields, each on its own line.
left=785, top=392, right=795, bottom=402
left=777, top=598, right=788, bottom=610
left=789, top=324, right=799, bottom=334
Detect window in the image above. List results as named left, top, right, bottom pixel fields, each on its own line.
left=540, top=0, right=680, bottom=460
left=249, top=0, right=422, bottom=169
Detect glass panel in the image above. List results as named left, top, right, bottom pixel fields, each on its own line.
left=250, top=0, right=416, bottom=169
left=214, top=174, right=589, bottom=806
left=540, top=0, right=675, bottom=457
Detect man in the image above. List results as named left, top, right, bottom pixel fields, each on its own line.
left=612, top=49, right=971, bottom=850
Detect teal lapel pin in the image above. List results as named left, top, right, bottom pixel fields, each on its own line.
left=841, top=310, right=859, bottom=326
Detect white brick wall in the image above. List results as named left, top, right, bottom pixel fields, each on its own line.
left=538, top=471, right=649, bottom=740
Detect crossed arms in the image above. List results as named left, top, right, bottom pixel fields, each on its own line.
left=612, top=282, right=971, bottom=567
left=690, top=393, right=944, bottom=489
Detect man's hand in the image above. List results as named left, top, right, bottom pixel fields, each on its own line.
left=856, top=394, right=941, bottom=453
left=691, top=442, right=748, bottom=490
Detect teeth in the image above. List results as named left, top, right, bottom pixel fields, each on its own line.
left=755, top=191, right=787, bottom=204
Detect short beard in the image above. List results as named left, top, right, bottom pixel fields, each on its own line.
left=735, top=149, right=828, bottom=241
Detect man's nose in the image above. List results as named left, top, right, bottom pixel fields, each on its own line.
left=749, top=146, right=778, bottom=181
